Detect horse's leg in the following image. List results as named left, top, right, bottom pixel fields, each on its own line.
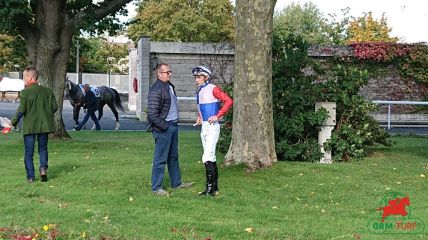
left=13, top=91, right=20, bottom=102
left=2, top=91, right=10, bottom=102
left=73, top=106, right=80, bottom=127
left=107, top=103, right=120, bottom=130
left=92, top=104, right=104, bottom=130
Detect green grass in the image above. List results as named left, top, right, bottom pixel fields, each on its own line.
left=0, top=131, right=427, bottom=239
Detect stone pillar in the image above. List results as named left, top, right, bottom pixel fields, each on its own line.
left=137, top=37, right=151, bottom=120
left=315, top=102, right=336, bottom=163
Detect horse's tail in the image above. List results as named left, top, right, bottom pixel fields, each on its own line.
left=111, top=88, right=126, bottom=112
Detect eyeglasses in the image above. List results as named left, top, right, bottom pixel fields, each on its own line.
left=160, top=71, right=172, bottom=75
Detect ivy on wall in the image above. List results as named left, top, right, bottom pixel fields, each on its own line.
left=349, top=42, right=428, bottom=84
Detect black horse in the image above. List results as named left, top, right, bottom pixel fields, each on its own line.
left=65, top=79, right=125, bottom=130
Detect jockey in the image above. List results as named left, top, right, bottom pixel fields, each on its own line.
left=193, top=65, right=233, bottom=196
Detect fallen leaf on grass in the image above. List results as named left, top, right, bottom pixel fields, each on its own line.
left=244, top=228, right=253, bottom=233
left=396, top=181, right=402, bottom=185
left=58, top=203, right=69, bottom=209
left=129, top=196, right=134, bottom=202
left=321, top=209, right=326, bottom=213
left=420, top=174, right=426, bottom=178
left=272, top=206, right=279, bottom=209
left=299, top=173, right=304, bottom=176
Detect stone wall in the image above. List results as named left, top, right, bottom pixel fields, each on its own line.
left=135, top=37, right=234, bottom=121
left=359, top=66, right=428, bottom=113
left=134, top=41, right=428, bottom=121
left=307, top=46, right=428, bottom=113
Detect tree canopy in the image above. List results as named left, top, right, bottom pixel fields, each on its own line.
left=274, top=2, right=331, bottom=44
left=0, top=34, right=27, bottom=73
left=346, top=12, right=398, bottom=43
left=68, top=37, right=129, bottom=74
left=274, top=3, right=398, bottom=45
left=127, top=0, right=235, bottom=42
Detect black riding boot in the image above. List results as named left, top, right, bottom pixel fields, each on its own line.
left=199, top=162, right=215, bottom=196
left=213, top=161, right=219, bottom=194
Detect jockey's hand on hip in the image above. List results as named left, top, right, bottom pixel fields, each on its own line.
left=194, top=116, right=202, bottom=125
left=208, top=116, right=218, bottom=124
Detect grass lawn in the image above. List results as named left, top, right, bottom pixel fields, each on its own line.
left=0, top=131, right=427, bottom=239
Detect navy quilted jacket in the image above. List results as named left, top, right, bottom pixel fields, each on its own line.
left=146, top=79, right=175, bottom=132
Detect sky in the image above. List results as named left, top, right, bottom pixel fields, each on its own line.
left=123, top=0, right=428, bottom=43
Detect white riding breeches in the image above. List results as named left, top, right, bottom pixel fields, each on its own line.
left=201, top=121, right=220, bottom=163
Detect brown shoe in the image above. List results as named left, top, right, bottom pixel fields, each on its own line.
left=173, top=182, right=194, bottom=190
left=40, top=169, right=48, bottom=182
left=153, top=189, right=169, bottom=196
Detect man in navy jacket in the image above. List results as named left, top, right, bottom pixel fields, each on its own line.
left=147, top=63, right=193, bottom=196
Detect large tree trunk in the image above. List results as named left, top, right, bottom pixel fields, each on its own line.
left=22, top=1, right=73, bottom=139
left=224, top=0, right=278, bottom=171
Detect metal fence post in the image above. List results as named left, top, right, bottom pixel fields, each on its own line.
left=388, top=104, right=391, bottom=129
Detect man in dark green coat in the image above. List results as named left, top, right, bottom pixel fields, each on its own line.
left=11, top=67, right=58, bottom=183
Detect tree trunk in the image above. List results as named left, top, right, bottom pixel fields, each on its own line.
left=224, top=0, right=278, bottom=171
left=22, top=1, right=74, bottom=139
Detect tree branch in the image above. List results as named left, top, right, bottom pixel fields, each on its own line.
left=72, top=0, right=132, bottom=28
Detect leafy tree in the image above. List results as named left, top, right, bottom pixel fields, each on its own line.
left=274, top=2, right=331, bottom=44
left=127, top=0, right=235, bottom=42
left=324, top=8, right=352, bottom=45
left=68, top=37, right=128, bottom=74
left=346, top=12, right=398, bottom=43
left=223, top=0, right=277, bottom=171
left=0, top=0, right=132, bottom=138
left=0, top=33, right=27, bottom=72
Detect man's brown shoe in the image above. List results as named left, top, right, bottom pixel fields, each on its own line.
left=40, top=169, right=48, bottom=182
left=173, top=182, right=194, bottom=189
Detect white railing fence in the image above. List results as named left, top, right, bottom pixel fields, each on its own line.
left=372, top=100, right=428, bottom=129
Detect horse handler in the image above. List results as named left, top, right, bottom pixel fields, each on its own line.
left=73, top=84, right=101, bottom=131
left=11, top=67, right=58, bottom=183
left=192, top=66, right=233, bottom=196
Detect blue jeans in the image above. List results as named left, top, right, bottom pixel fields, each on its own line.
left=75, top=110, right=100, bottom=130
left=23, top=133, right=49, bottom=180
left=151, top=122, right=182, bottom=191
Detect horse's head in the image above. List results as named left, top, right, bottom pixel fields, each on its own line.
left=65, top=79, right=84, bottom=107
left=402, top=196, right=410, bottom=206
